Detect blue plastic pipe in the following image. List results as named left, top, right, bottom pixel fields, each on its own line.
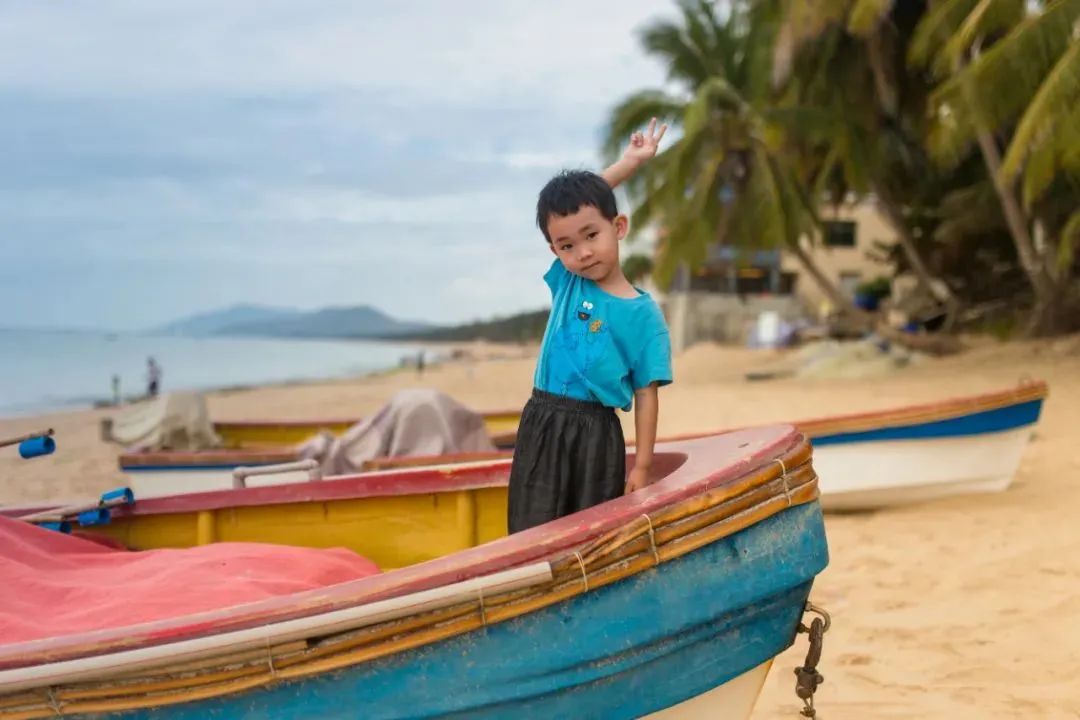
left=18, top=436, right=55, bottom=459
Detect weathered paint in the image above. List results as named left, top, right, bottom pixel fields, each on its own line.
left=109, top=502, right=827, bottom=719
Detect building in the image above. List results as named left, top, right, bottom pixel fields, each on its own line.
left=781, top=199, right=897, bottom=311
left=658, top=199, right=895, bottom=352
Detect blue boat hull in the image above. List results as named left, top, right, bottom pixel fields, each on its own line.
left=104, top=501, right=828, bottom=719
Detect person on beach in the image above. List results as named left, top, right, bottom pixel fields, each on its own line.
left=146, top=357, right=162, bottom=398
left=507, top=118, right=672, bottom=534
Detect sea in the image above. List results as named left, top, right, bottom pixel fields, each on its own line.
left=0, top=328, right=433, bottom=418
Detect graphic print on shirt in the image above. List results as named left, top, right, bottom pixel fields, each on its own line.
left=549, top=299, right=614, bottom=398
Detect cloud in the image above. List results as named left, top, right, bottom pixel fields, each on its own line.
left=0, top=0, right=678, bottom=330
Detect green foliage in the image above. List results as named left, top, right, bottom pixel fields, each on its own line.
left=621, top=254, right=655, bottom=284
left=855, top=276, right=892, bottom=299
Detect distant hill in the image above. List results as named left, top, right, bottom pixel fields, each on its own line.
left=225, top=306, right=432, bottom=339
left=151, top=304, right=301, bottom=336
left=152, top=304, right=431, bottom=339
left=400, top=308, right=550, bottom=343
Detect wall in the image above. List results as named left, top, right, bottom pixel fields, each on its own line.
left=664, top=292, right=804, bottom=353
left=780, top=200, right=896, bottom=311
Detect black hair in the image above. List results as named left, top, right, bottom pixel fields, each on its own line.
left=535, top=170, right=618, bottom=242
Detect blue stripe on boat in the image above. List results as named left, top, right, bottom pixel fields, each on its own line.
left=112, top=502, right=829, bottom=719
left=812, top=398, right=1043, bottom=447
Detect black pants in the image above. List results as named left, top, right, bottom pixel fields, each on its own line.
left=507, top=389, right=626, bottom=534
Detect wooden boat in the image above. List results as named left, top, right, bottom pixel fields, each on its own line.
left=362, top=381, right=1049, bottom=511
left=212, top=410, right=521, bottom=449
left=117, top=408, right=522, bottom=497
left=120, top=381, right=1047, bottom=509
left=0, top=427, right=829, bottom=719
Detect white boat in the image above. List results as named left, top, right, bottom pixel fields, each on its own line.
left=117, top=381, right=1048, bottom=510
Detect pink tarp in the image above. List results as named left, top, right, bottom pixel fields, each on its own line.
left=0, top=516, right=380, bottom=645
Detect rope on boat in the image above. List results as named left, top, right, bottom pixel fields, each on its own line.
left=573, top=551, right=589, bottom=592
left=44, top=688, right=61, bottom=717
left=774, top=458, right=792, bottom=507
left=641, top=514, right=660, bottom=566
left=265, top=640, right=278, bottom=678
left=477, top=586, right=488, bottom=627
left=794, top=602, right=831, bottom=718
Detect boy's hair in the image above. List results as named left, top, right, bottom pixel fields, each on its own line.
left=536, top=170, right=618, bottom=243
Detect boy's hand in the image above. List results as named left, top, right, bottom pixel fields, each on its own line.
left=621, top=117, right=668, bottom=168
left=625, top=465, right=651, bottom=495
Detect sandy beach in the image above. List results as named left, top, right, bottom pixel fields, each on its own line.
left=2, top=335, right=1078, bottom=718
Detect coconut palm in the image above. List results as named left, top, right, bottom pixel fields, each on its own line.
left=909, top=0, right=1080, bottom=334
left=771, top=0, right=968, bottom=327
left=604, top=0, right=858, bottom=313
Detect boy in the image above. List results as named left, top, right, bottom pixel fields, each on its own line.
left=508, top=118, right=671, bottom=534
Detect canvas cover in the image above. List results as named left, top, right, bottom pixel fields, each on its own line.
left=106, top=392, right=222, bottom=451
left=301, top=389, right=496, bottom=475
left=0, top=516, right=380, bottom=644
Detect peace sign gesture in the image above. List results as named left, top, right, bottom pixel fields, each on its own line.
left=622, top=117, right=668, bottom=166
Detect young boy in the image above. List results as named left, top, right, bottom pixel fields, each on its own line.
left=508, top=119, right=671, bottom=534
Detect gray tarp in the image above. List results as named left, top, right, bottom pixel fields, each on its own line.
left=299, top=389, right=496, bottom=475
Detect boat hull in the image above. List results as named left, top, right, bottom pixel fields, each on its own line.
left=815, top=425, right=1033, bottom=510
left=107, top=502, right=826, bottom=719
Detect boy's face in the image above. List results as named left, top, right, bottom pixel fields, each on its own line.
left=546, top=205, right=628, bottom=283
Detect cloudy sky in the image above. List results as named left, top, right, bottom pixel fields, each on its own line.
left=0, top=1, right=676, bottom=331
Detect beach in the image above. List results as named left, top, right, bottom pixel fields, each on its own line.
left=2, top=335, right=1078, bottom=718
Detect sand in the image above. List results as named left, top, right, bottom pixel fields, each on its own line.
left=2, top=334, right=1078, bottom=718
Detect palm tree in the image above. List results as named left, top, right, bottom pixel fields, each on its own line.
left=909, top=0, right=1080, bottom=334
left=771, top=0, right=965, bottom=327
left=604, top=0, right=859, bottom=314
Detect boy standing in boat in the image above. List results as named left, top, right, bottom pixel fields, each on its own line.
left=508, top=119, right=672, bottom=534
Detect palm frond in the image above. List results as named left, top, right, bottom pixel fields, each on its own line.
left=788, top=0, right=851, bottom=46
left=1060, top=208, right=1080, bottom=269
left=934, top=180, right=1006, bottom=244
left=640, top=2, right=722, bottom=89
left=928, top=0, right=1080, bottom=166
left=1020, top=136, right=1059, bottom=207
left=1001, top=39, right=1080, bottom=199
left=939, top=0, right=1025, bottom=71
left=847, top=0, right=895, bottom=36
left=908, top=0, right=982, bottom=72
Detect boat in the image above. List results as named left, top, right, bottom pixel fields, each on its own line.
left=212, top=409, right=521, bottom=449
left=0, top=427, right=829, bottom=719
left=362, top=381, right=1048, bottom=511
left=120, top=380, right=1047, bottom=509
left=117, top=404, right=522, bottom=497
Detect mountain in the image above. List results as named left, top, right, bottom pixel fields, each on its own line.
left=223, top=305, right=431, bottom=339
left=151, top=304, right=301, bottom=336
left=396, top=308, right=549, bottom=342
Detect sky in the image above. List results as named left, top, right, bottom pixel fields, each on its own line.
left=0, top=0, right=676, bottom=331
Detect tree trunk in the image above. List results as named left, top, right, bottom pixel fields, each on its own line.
left=787, top=239, right=869, bottom=322
left=973, top=126, right=1067, bottom=335
left=954, top=50, right=1066, bottom=335
left=873, top=190, right=962, bottom=331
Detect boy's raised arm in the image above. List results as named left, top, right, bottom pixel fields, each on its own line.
left=601, top=117, right=668, bottom=189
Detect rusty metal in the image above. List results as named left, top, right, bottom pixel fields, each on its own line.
left=794, top=602, right=830, bottom=718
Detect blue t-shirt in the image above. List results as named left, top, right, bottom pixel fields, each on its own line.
left=534, top=260, right=673, bottom=411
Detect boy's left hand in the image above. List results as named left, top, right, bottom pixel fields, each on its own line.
left=625, top=465, right=651, bottom=495
left=622, top=117, right=668, bottom=167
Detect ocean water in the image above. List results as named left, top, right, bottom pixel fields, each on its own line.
left=0, top=329, right=432, bottom=418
